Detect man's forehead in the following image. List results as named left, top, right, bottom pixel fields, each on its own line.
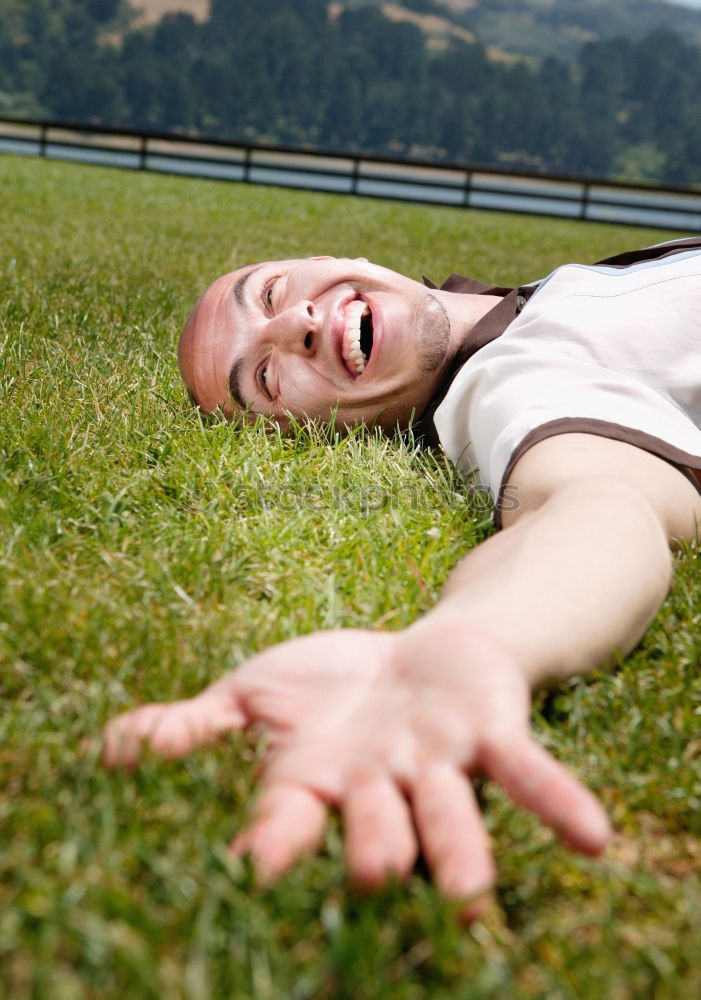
left=227, top=257, right=298, bottom=280
left=224, top=255, right=340, bottom=286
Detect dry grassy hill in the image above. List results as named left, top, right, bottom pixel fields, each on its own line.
left=126, top=0, right=701, bottom=58
left=130, top=0, right=210, bottom=25
left=130, top=1, right=496, bottom=56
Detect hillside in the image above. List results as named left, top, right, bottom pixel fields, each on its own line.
left=455, top=0, right=701, bottom=60
left=340, top=0, right=701, bottom=59
left=128, top=0, right=701, bottom=60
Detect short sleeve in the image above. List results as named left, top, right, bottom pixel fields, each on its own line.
left=433, top=255, right=701, bottom=497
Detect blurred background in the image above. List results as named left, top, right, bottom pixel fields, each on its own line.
left=2, top=0, right=701, bottom=185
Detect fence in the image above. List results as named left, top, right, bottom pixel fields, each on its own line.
left=2, top=116, right=701, bottom=231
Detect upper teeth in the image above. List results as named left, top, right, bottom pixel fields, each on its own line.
left=343, top=300, right=370, bottom=374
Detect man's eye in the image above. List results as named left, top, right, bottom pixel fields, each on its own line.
left=261, top=277, right=278, bottom=313
left=257, top=363, right=271, bottom=398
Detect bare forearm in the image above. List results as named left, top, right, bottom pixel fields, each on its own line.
left=421, top=478, right=673, bottom=689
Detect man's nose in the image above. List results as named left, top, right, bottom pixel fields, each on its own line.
left=264, top=301, right=318, bottom=355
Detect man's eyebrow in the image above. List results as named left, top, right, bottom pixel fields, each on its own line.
left=228, top=356, right=247, bottom=411
left=233, top=264, right=263, bottom=307
left=228, top=265, right=264, bottom=410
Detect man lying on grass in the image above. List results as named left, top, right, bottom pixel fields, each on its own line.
left=103, top=237, right=701, bottom=920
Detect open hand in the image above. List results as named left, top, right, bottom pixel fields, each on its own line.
left=102, top=623, right=610, bottom=919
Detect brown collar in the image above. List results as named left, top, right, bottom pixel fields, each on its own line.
left=416, top=276, right=534, bottom=446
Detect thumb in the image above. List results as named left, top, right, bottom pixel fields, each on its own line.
left=102, top=687, right=247, bottom=769
left=482, top=734, right=612, bottom=855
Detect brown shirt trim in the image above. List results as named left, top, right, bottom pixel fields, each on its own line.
left=593, top=237, right=701, bottom=268
left=495, top=417, right=701, bottom=528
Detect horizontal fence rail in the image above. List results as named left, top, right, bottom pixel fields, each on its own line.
left=2, top=116, right=701, bottom=231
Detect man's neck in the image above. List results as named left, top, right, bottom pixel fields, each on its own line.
left=435, top=289, right=505, bottom=355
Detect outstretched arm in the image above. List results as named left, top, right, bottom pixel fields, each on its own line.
left=102, top=434, right=701, bottom=918
left=435, top=432, right=701, bottom=688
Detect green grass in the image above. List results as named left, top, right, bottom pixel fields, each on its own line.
left=1, top=153, right=700, bottom=999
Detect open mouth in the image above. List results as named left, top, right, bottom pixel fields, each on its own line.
left=341, top=298, right=374, bottom=376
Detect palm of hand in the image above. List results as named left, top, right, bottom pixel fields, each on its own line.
left=103, top=625, right=610, bottom=918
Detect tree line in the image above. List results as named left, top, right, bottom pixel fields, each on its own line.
left=2, top=0, right=701, bottom=185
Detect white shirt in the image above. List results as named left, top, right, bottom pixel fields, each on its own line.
left=434, top=248, right=701, bottom=496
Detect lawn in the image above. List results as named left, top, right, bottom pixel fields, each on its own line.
left=1, top=153, right=699, bottom=999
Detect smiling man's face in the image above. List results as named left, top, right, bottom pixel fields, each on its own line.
left=178, top=256, right=458, bottom=431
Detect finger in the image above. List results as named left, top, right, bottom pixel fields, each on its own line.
left=412, top=760, right=496, bottom=921
left=481, top=735, right=612, bottom=855
left=343, top=772, right=417, bottom=890
left=231, top=782, right=327, bottom=883
left=102, top=690, right=246, bottom=769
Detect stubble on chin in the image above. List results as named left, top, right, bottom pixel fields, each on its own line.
left=416, top=293, right=451, bottom=374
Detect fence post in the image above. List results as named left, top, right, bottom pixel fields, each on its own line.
left=39, top=123, right=47, bottom=157
left=463, top=169, right=472, bottom=208
left=580, top=182, right=591, bottom=220
left=351, top=157, right=360, bottom=196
